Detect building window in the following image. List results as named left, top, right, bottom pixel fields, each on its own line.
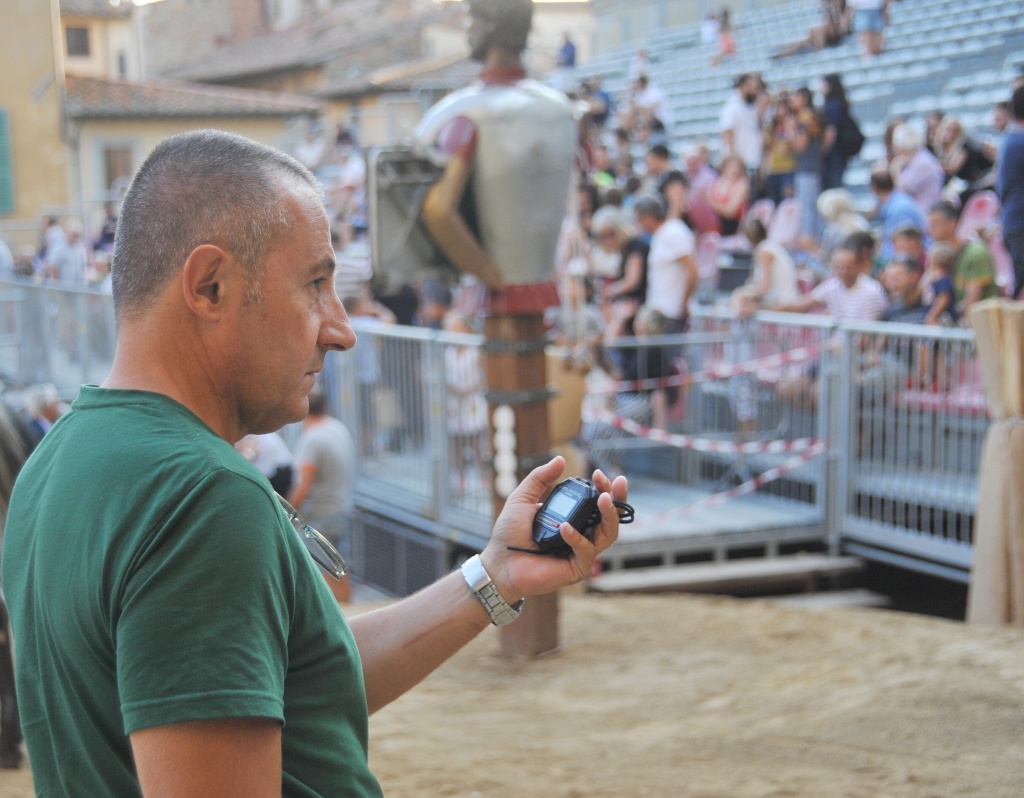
left=66, top=26, right=90, bottom=58
left=102, top=146, right=133, bottom=194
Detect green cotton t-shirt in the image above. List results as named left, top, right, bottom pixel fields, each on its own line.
left=953, top=240, right=1001, bottom=304
left=1, top=386, right=383, bottom=798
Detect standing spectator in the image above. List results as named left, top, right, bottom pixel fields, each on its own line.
left=869, top=169, right=926, bottom=262
left=719, top=74, right=764, bottom=176
left=762, top=92, right=797, bottom=205
left=997, top=85, right=1024, bottom=298
left=791, top=87, right=824, bottom=237
left=890, top=123, right=946, bottom=217
left=642, top=145, right=687, bottom=222
left=236, top=432, right=295, bottom=497
left=93, top=202, right=118, bottom=254
left=553, top=32, right=576, bottom=92
left=847, top=0, right=888, bottom=58
left=707, top=155, right=750, bottom=237
left=927, top=200, right=1002, bottom=315
left=45, top=219, right=88, bottom=285
left=924, top=110, right=945, bottom=156
left=593, top=205, right=649, bottom=326
left=24, top=385, right=62, bottom=446
left=634, top=195, right=698, bottom=333
left=820, top=73, right=853, bottom=190
left=682, top=143, right=718, bottom=196
left=632, top=75, right=674, bottom=131
left=934, top=116, right=994, bottom=200
left=288, top=388, right=357, bottom=605
left=441, top=312, right=490, bottom=496
left=627, top=48, right=650, bottom=82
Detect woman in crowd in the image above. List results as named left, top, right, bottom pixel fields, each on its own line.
left=762, top=91, right=797, bottom=205
left=820, top=73, right=853, bottom=190
left=707, top=154, right=751, bottom=236
left=934, top=115, right=995, bottom=204
left=592, top=205, right=649, bottom=331
left=791, top=87, right=824, bottom=237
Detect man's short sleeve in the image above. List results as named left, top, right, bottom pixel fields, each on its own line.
left=663, top=220, right=695, bottom=262
left=116, top=472, right=295, bottom=735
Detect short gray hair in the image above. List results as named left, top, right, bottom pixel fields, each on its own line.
left=633, top=194, right=667, bottom=222
left=111, top=129, right=320, bottom=323
left=891, top=122, right=923, bottom=153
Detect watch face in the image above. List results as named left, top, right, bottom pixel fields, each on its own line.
left=545, top=490, right=579, bottom=519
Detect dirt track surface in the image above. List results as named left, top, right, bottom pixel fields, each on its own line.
left=1, top=592, right=1022, bottom=797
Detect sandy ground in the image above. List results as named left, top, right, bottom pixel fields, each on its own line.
left=0, top=591, right=1022, bottom=797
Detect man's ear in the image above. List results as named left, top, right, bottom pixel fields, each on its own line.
left=181, top=244, right=239, bottom=320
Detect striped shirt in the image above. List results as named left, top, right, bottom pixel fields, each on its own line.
left=810, top=274, right=888, bottom=322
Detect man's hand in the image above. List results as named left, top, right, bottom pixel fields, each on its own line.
left=479, top=457, right=627, bottom=603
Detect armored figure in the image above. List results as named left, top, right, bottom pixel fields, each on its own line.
left=372, top=0, right=576, bottom=314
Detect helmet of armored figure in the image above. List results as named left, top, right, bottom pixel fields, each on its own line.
left=466, top=0, right=533, bottom=61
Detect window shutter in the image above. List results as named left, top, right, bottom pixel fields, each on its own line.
left=0, top=110, right=13, bottom=216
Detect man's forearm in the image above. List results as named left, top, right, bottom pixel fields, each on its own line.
left=349, top=570, right=492, bottom=715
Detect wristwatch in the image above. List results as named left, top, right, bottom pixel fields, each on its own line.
left=461, top=554, right=525, bottom=627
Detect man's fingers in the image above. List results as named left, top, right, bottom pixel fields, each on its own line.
left=509, top=456, right=566, bottom=505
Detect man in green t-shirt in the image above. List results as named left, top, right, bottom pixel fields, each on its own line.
left=927, top=199, right=1003, bottom=316
left=1, top=126, right=627, bottom=797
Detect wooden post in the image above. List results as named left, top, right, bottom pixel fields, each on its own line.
left=483, top=312, right=560, bottom=658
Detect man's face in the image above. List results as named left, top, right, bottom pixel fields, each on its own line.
left=927, top=211, right=956, bottom=243
left=993, top=106, right=1010, bottom=133
left=892, top=233, right=923, bottom=260
left=741, top=77, right=760, bottom=104
left=832, top=249, right=859, bottom=286
left=645, top=152, right=667, bottom=175
left=635, top=212, right=658, bottom=235
left=884, top=262, right=918, bottom=299
left=227, top=179, right=356, bottom=437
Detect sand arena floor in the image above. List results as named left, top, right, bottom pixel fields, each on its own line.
left=0, top=591, right=1021, bottom=797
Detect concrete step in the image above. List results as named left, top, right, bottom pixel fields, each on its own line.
left=767, top=588, right=891, bottom=611
left=588, top=555, right=864, bottom=595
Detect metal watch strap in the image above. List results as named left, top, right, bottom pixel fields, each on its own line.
left=461, top=554, right=525, bottom=627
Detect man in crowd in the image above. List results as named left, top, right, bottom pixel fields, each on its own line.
left=1, top=129, right=627, bottom=796
left=869, top=168, right=926, bottom=262
left=719, top=73, right=764, bottom=178
left=288, top=387, right=357, bottom=604
left=926, top=200, right=1001, bottom=315
left=634, top=195, right=698, bottom=333
left=997, top=85, right=1024, bottom=298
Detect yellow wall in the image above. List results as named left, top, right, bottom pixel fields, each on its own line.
left=0, top=0, right=69, bottom=219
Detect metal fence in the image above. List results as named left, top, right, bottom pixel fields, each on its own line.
left=2, top=282, right=989, bottom=587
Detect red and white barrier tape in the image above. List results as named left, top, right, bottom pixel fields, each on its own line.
left=593, top=344, right=821, bottom=394
left=634, top=441, right=828, bottom=527
left=587, top=409, right=822, bottom=455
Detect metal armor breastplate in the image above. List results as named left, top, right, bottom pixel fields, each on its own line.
left=416, top=80, right=576, bottom=286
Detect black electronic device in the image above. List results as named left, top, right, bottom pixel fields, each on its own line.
left=515, top=477, right=635, bottom=559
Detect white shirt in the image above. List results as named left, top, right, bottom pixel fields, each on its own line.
left=646, top=219, right=695, bottom=320
left=634, top=84, right=674, bottom=128
left=810, top=274, right=888, bottom=322
left=719, top=91, right=763, bottom=170
left=753, top=240, right=799, bottom=305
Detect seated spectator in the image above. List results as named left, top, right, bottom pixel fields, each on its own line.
left=922, top=243, right=958, bottom=326
left=710, top=8, right=737, bottom=67
left=682, top=143, right=718, bottom=197
left=707, top=154, right=750, bottom=236
left=773, top=243, right=888, bottom=405
left=731, top=217, right=800, bottom=317
left=811, top=188, right=869, bottom=266
left=927, top=200, right=1002, bottom=317
left=631, top=75, right=674, bottom=131
left=890, top=224, right=927, bottom=275
left=772, top=0, right=850, bottom=59
left=773, top=242, right=888, bottom=322
left=869, top=169, right=927, bottom=262
left=890, top=123, right=946, bottom=217
left=844, top=230, right=878, bottom=279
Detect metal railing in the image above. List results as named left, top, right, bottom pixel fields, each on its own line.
left=2, top=282, right=989, bottom=585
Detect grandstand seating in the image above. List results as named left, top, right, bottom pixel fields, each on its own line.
left=581, top=0, right=1023, bottom=206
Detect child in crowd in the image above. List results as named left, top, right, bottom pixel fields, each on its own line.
left=923, top=243, right=958, bottom=326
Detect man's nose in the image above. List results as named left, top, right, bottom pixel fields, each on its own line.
left=321, top=297, right=357, bottom=352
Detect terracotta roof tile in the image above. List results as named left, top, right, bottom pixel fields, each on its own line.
left=64, top=74, right=322, bottom=119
